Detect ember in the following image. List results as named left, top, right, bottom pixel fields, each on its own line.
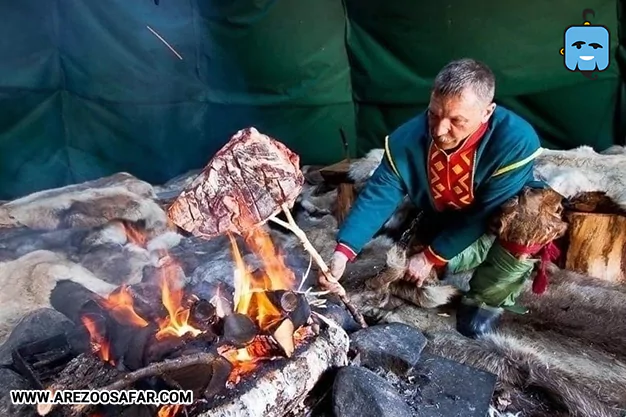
left=80, top=315, right=113, bottom=365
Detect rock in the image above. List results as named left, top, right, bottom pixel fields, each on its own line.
left=313, top=302, right=360, bottom=334
left=0, top=308, right=73, bottom=353
left=333, top=366, right=413, bottom=417
left=0, top=308, right=74, bottom=366
left=0, top=367, right=34, bottom=417
left=405, top=353, right=496, bottom=417
left=349, top=323, right=427, bottom=375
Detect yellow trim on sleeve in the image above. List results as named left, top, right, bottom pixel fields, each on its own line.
left=384, top=135, right=401, bottom=177
left=492, top=147, right=543, bottom=177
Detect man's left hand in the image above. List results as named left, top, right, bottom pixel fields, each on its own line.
left=404, top=252, right=434, bottom=287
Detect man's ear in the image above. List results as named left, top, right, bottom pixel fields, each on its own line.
left=482, top=102, right=496, bottom=123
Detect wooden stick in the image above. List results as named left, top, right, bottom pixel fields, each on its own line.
left=268, top=204, right=367, bottom=328
left=40, top=352, right=217, bottom=416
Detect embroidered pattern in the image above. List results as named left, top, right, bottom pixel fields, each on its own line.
left=427, top=123, right=487, bottom=211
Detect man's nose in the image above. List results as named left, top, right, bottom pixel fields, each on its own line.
left=434, top=120, right=450, bottom=137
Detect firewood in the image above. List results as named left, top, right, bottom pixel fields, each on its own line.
left=272, top=318, right=295, bottom=357
left=222, top=313, right=259, bottom=347
left=36, top=353, right=124, bottom=416
left=318, top=159, right=356, bottom=225
left=45, top=351, right=221, bottom=417
left=564, top=212, right=626, bottom=282
left=335, top=183, right=356, bottom=225
left=49, top=280, right=105, bottom=323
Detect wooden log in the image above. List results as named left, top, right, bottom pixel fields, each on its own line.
left=318, top=159, right=355, bottom=226
left=36, top=353, right=124, bottom=416
left=336, top=183, right=355, bottom=225
left=195, top=319, right=349, bottom=417
left=564, top=212, right=626, bottom=282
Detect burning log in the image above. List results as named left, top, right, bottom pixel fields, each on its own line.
left=194, top=318, right=350, bottom=417
left=166, top=127, right=367, bottom=328
left=36, top=353, right=124, bottom=416
left=38, top=351, right=222, bottom=417
left=222, top=313, right=258, bottom=347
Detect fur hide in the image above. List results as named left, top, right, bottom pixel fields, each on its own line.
left=303, top=149, right=626, bottom=416
left=0, top=250, right=118, bottom=343
left=0, top=157, right=624, bottom=416
left=0, top=173, right=168, bottom=231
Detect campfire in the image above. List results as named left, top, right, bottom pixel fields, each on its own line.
left=26, top=128, right=353, bottom=417
left=36, top=221, right=316, bottom=417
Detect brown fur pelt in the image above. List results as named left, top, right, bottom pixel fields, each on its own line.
left=495, top=186, right=568, bottom=247
left=366, top=186, right=570, bottom=310
left=364, top=244, right=460, bottom=309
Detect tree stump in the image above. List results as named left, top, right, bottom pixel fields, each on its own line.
left=564, top=212, right=626, bottom=282
left=318, top=160, right=355, bottom=226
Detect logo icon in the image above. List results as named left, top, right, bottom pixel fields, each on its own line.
left=560, top=9, right=610, bottom=79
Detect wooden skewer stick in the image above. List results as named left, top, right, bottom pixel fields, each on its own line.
left=268, top=204, right=367, bottom=328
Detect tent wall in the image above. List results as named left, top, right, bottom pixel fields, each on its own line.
left=345, top=0, right=624, bottom=154
left=0, top=0, right=623, bottom=200
left=0, top=0, right=355, bottom=200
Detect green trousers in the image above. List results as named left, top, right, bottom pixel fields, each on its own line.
left=446, top=235, right=537, bottom=310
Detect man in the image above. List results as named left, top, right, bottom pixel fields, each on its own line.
left=321, top=58, right=544, bottom=338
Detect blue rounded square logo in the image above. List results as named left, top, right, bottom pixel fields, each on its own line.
left=563, top=24, right=610, bottom=72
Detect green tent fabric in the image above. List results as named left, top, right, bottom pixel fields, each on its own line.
left=0, top=0, right=623, bottom=200
left=345, top=0, right=624, bottom=155
left=0, top=0, right=355, bottom=200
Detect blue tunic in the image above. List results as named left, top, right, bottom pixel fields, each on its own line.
left=336, top=105, right=543, bottom=262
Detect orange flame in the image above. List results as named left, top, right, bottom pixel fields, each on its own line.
left=155, top=253, right=202, bottom=340
left=158, top=404, right=182, bottom=417
left=98, top=286, right=149, bottom=328
left=80, top=315, right=114, bottom=365
left=219, top=336, right=277, bottom=384
left=229, top=227, right=294, bottom=331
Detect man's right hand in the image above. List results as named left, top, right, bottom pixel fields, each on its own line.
left=318, top=251, right=349, bottom=297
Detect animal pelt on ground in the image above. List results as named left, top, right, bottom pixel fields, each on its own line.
left=0, top=250, right=118, bottom=344
left=349, top=265, right=626, bottom=417
left=294, top=160, right=626, bottom=416
left=0, top=173, right=169, bottom=232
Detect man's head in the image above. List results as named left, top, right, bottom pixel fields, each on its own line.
left=428, top=58, right=497, bottom=150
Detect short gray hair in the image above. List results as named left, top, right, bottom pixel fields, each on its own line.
left=432, top=58, right=495, bottom=104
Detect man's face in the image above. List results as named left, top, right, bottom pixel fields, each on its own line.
left=427, top=89, right=496, bottom=150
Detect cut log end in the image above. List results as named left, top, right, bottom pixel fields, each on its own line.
left=565, top=211, right=626, bottom=282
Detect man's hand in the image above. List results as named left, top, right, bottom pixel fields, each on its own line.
left=404, top=252, right=434, bottom=287
left=318, top=251, right=349, bottom=297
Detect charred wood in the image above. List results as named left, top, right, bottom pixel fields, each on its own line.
left=50, top=280, right=104, bottom=323
left=222, top=313, right=258, bottom=347
left=36, top=353, right=124, bottom=416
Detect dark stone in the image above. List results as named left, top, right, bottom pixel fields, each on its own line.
left=383, top=352, right=496, bottom=417
left=0, top=367, right=36, bottom=417
left=349, top=323, right=427, bottom=375
left=333, top=366, right=413, bottom=417
left=0, top=308, right=74, bottom=366
left=313, top=301, right=360, bottom=334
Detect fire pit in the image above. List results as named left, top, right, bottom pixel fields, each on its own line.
left=29, top=223, right=347, bottom=417
left=5, top=128, right=351, bottom=417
